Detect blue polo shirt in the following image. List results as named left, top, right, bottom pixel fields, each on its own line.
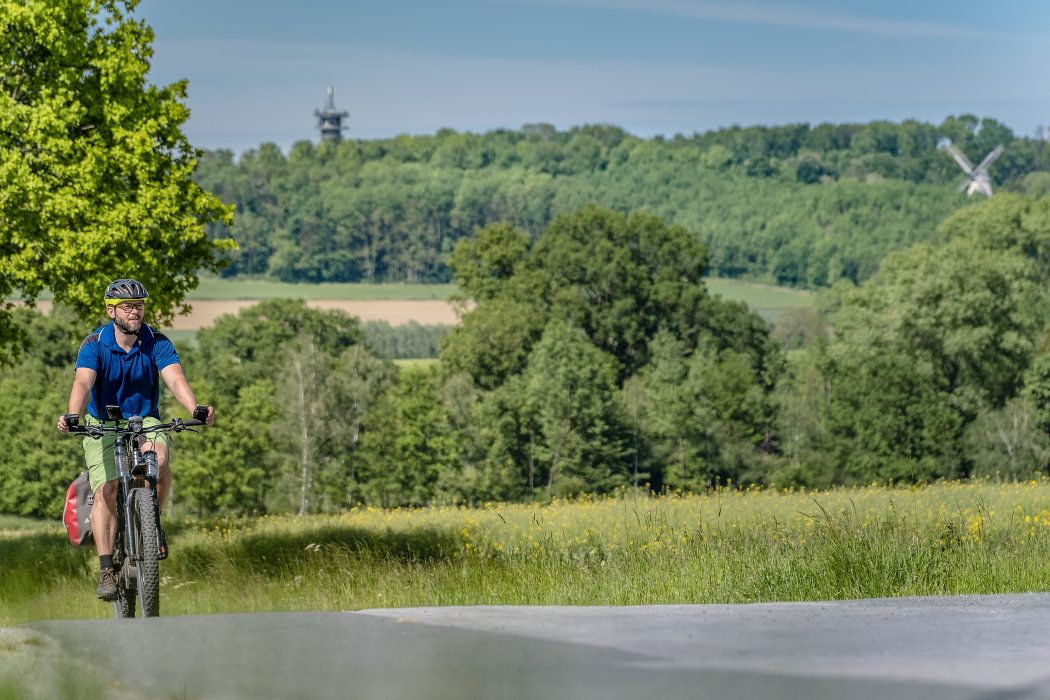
left=75, top=322, right=180, bottom=420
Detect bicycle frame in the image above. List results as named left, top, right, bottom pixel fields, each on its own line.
left=65, top=410, right=204, bottom=617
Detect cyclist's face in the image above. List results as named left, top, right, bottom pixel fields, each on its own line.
left=110, top=302, right=144, bottom=335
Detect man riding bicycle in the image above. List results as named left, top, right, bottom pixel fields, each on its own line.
left=56, top=278, right=215, bottom=602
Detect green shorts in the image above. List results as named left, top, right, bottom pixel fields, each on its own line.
left=83, top=416, right=172, bottom=493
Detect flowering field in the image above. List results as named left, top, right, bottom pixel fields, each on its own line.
left=3, top=480, right=1050, bottom=624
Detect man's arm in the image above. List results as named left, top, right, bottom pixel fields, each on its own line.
left=57, top=367, right=96, bottom=433
left=159, top=363, right=215, bottom=425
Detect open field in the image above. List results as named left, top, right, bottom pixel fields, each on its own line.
left=27, top=299, right=461, bottom=331
left=189, top=279, right=458, bottom=301
left=2, top=479, right=1048, bottom=626
left=705, top=277, right=815, bottom=323
left=169, top=299, right=460, bottom=330
left=12, top=277, right=812, bottom=333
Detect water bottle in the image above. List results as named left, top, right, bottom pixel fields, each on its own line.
left=144, top=450, right=159, bottom=481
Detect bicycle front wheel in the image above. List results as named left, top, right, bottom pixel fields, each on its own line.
left=132, top=488, right=161, bottom=617
left=112, top=539, right=136, bottom=619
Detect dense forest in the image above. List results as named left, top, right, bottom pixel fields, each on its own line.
left=195, top=115, right=1050, bottom=288
left=7, top=194, right=1050, bottom=518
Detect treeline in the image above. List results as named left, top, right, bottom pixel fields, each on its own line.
left=5, top=199, right=1050, bottom=518
left=195, top=115, right=1050, bottom=288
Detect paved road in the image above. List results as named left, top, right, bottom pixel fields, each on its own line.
left=25, top=594, right=1050, bottom=699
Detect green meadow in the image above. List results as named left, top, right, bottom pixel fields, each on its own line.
left=704, top=277, right=815, bottom=323
left=3, top=480, right=1048, bottom=627
left=188, top=279, right=458, bottom=301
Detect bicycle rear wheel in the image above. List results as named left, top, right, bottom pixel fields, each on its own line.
left=132, top=488, right=161, bottom=617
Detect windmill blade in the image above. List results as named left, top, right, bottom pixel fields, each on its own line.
left=974, top=144, right=1004, bottom=173
left=957, top=177, right=974, bottom=193
left=945, top=143, right=975, bottom=174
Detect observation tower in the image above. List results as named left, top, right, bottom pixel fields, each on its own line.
left=315, top=86, right=349, bottom=143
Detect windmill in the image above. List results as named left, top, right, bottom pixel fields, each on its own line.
left=941, top=141, right=1004, bottom=196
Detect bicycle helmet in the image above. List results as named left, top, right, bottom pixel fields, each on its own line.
left=104, top=278, right=149, bottom=304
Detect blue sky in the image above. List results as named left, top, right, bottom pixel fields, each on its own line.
left=135, top=0, right=1050, bottom=154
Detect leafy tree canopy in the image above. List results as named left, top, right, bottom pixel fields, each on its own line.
left=193, top=298, right=363, bottom=398
left=938, top=193, right=1050, bottom=282
left=191, top=114, right=1050, bottom=290
left=831, top=238, right=1041, bottom=418
left=0, top=0, right=233, bottom=362
left=445, top=206, right=782, bottom=386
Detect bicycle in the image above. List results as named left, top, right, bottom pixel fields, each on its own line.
left=63, top=406, right=207, bottom=618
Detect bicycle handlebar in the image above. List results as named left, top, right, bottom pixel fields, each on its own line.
left=63, top=415, right=204, bottom=439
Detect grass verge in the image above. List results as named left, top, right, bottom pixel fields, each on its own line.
left=4, top=480, right=1045, bottom=626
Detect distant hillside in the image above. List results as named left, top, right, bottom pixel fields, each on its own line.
left=194, top=115, right=1050, bottom=288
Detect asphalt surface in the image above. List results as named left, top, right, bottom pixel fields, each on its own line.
left=24, top=594, right=1050, bottom=700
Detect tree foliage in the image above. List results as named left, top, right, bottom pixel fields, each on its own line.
left=8, top=189, right=1050, bottom=515
left=440, top=207, right=784, bottom=496
left=522, top=320, right=626, bottom=497
left=0, top=0, right=234, bottom=362
left=192, top=117, right=1050, bottom=293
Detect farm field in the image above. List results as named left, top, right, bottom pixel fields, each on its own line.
left=13, top=277, right=813, bottom=332
left=3, top=479, right=1048, bottom=626
left=705, top=277, right=815, bottom=322
left=177, top=276, right=812, bottom=329
left=189, top=279, right=458, bottom=301
left=166, top=299, right=461, bottom=330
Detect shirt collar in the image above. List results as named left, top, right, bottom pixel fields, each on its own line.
left=98, top=322, right=155, bottom=351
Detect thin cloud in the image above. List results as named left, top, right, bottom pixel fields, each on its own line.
left=494, top=0, right=1025, bottom=40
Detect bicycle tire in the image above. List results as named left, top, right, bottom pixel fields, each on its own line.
left=113, top=578, right=136, bottom=618
left=132, top=488, right=161, bottom=617
left=112, top=536, right=136, bottom=619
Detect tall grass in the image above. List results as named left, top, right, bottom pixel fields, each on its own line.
left=3, top=480, right=1049, bottom=625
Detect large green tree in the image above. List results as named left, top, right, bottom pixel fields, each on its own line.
left=814, top=237, right=1043, bottom=481
left=356, top=366, right=463, bottom=507
left=830, top=239, right=1041, bottom=419
left=522, top=320, right=626, bottom=498
left=445, top=207, right=782, bottom=385
left=442, top=206, right=784, bottom=495
left=193, top=298, right=363, bottom=398
left=0, top=0, right=233, bottom=361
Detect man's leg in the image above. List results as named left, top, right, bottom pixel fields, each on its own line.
left=91, top=480, right=118, bottom=601
left=152, top=441, right=172, bottom=509
left=85, top=429, right=120, bottom=601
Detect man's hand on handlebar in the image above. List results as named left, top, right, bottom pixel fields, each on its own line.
left=193, top=405, right=216, bottom=426
left=57, top=413, right=79, bottom=434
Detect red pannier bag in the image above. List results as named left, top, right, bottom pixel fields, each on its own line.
left=63, top=471, right=94, bottom=546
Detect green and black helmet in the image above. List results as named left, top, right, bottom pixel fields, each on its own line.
left=104, top=278, right=149, bottom=305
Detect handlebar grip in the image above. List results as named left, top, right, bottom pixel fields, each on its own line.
left=192, top=405, right=210, bottom=422
left=63, top=413, right=80, bottom=430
